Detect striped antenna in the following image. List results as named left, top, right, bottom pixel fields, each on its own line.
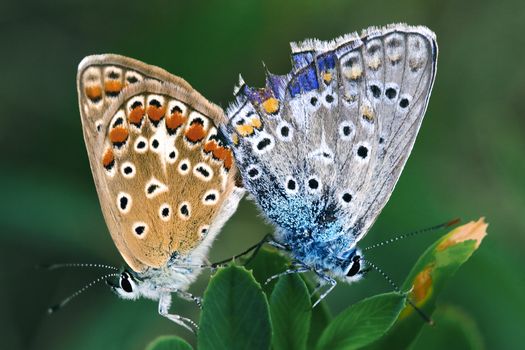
left=38, top=263, right=119, bottom=271
left=47, top=272, right=120, bottom=314
left=364, top=218, right=460, bottom=252
left=363, top=259, right=433, bottom=324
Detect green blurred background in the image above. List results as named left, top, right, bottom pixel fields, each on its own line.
left=1, top=0, right=524, bottom=349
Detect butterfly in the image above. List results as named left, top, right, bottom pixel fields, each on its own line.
left=75, top=54, right=244, bottom=331
left=223, top=24, right=438, bottom=305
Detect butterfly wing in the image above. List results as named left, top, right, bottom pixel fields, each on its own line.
left=225, top=24, right=437, bottom=247
left=78, top=55, right=243, bottom=272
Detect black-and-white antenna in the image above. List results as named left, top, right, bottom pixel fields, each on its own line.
left=364, top=259, right=433, bottom=324
left=38, top=263, right=119, bottom=271
left=47, top=272, right=120, bottom=314
left=364, top=218, right=460, bottom=252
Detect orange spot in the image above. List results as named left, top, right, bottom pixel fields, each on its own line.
left=102, top=148, right=114, bottom=168
left=323, top=71, right=332, bottom=84
left=166, top=110, right=187, bottom=132
left=85, top=86, right=102, bottom=101
left=185, top=124, right=206, bottom=143
left=236, top=124, right=254, bottom=136
left=104, top=81, right=122, bottom=94
left=204, top=141, right=233, bottom=170
left=128, top=107, right=144, bottom=126
left=147, top=105, right=166, bottom=122
left=213, top=146, right=233, bottom=170
left=262, top=97, right=279, bottom=114
left=109, top=126, right=129, bottom=144
left=204, top=140, right=219, bottom=154
left=250, top=117, right=262, bottom=129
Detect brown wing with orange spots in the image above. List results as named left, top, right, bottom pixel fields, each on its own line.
left=77, top=55, right=243, bottom=272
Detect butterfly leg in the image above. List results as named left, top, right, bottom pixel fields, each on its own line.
left=312, top=274, right=337, bottom=308
left=210, top=233, right=274, bottom=268
left=174, top=289, right=203, bottom=309
left=158, top=293, right=198, bottom=333
left=264, top=266, right=310, bottom=285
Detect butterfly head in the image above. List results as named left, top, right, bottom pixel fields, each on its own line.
left=340, top=248, right=365, bottom=283
left=107, top=268, right=143, bottom=300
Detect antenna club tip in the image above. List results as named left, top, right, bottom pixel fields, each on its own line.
left=47, top=306, right=58, bottom=314
left=446, top=218, right=461, bottom=227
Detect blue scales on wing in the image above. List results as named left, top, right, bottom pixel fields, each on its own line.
left=224, top=24, right=437, bottom=265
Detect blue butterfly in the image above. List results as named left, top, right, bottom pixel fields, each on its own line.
left=223, top=24, right=438, bottom=305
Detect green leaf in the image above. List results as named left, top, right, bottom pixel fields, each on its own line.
left=411, top=304, right=485, bottom=350
left=145, top=335, right=193, bottom=350
left=245, top=247, right=289, bottom=295
left=316, top=292, right=406, bottom=350
left=270, top=274, right=311, bottom=350
left=366, top=218, right=488, bottom=350
left=198, top=265, right=271, bottom=350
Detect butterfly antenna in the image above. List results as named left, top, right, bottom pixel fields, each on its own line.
left=37, top=263, right=119, bottom=271
left=364, top=259, right=433, bottom=324
left=364, top=218, right=460, bottom=252
left=47, top=272, right=120, bottom=314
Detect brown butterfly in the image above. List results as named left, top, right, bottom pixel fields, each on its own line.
left=75, top=54, right=244, bottom=331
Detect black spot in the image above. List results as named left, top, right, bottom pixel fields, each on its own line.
left=236, top=119, right=245, bottom=125
left=280, top=126, right=289, bottom=137
left=161, top=207, right=170, bottom=217
left=257, top=138, right=272, bottom=151
left=106, top=90, right=120, bottom=97
left=152, top=139, right=159, bottom=149
left=310, top=97, right=318, bottom=106
left=120, top=277, right=132, bottom=292
left=308, top=178, right=319, bottom=190
left=196, top=166, right=210, bottom=178
left=127, top=76, right=139, bottom=84
left=342, top=193, right=352, bottom=203
left=147, top=184, right=159, bottom=194
left=248, top=167, right=259, bottom=178
left=123, top=166, right=133, bottom=175
left=370, top=85, right=381, bottom=98
left=190, top=117, right=205, bottom=126
left=169, top=151, right=176, bottom=159
left=119, top=196, right=128, bottom=210
left=134, top=225, right=145, bottom=235
left=357, top=146, right=368, bottom=159
left=149, top=99, right=161, bottom=107
left=325, top=94, right=334, bottom=103
left=205, top=193, right=216, bottom=201
left=343, top=126, right=351, bottom=136
left=137, top=141, right=146, bottom=149
left=180, top=205, right=189, bottom=216
left=201, top=228, right=208, bottom=234
left=171, top=105, right=182, bottom=114
left=112, top=117, right=124, bottom=128
left=385, top=88, right=397, bottom=99
left=379, top=137, right=384, bottom=144
left=399, top=98, right=409, bottom=108
left=368, top=45, right=381, bottom=54
left=344, top=57, right=358, bottom=67
left=89, top=95, right=102, bottom=103
left=104, top=159, right=115, bottom=171
left=131, top=101, right=142, bottom=109
left=108, top=71, right=119, bottom=79
left=181, top=163, right=188, bottom=171
left=96, top=124, right=102, bottom=132
left=287, top=179, right=296, bottom=191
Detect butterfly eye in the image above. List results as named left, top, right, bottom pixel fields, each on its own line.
left=346, top=255, right=361, bottom=277
left=120, top=274, right=133, bottom=293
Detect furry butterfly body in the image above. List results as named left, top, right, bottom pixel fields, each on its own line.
left=225, top=24, right=438, bottom=300
left=77, top=54, right=244, bottom=330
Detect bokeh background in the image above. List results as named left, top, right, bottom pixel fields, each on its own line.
left=1, top=0, right=524, bottom=349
